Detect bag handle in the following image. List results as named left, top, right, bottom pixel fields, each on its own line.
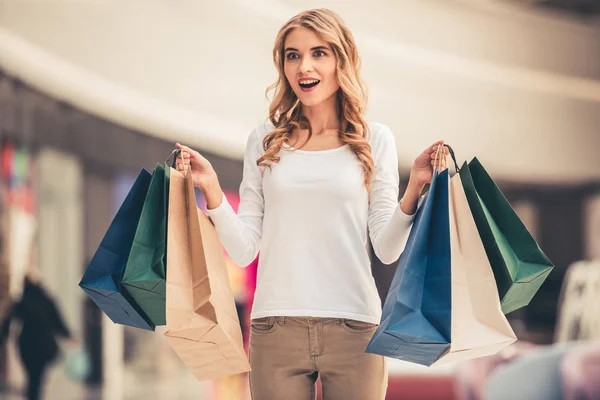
left=433, top=143, right=460, bottom=174
left=433, top=144, right=445, bottom=172
left=166, top=149, right=188, bottom=176
left=444, top=144, right=459, bottom=173
left=166, top=149, right=180, bottom=168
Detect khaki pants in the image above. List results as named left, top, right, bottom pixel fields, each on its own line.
left=249, top=316, right=388, bottom=400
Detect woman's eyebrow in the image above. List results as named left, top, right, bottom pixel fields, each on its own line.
left=284, top=45, right=330, bottom=53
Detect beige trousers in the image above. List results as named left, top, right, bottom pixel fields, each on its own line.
left=249, top=316, right=388, bottom=400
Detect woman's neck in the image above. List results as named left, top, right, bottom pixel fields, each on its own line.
left=301, top=93, right=339, bottom=135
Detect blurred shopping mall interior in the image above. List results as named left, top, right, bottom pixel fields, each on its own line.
left=0, top=1, right=599, bottom=399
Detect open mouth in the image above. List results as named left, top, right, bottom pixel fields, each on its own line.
left=298, top=79, right=320, bottom=91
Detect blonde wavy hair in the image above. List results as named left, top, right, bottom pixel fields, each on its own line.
left=257, top=8, right=375, bottom=192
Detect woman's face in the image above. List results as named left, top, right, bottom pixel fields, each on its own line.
left=283, top=26, right=339, bottom=108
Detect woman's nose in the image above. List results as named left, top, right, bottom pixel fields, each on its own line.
left=299, top=57, right=313, bottom=74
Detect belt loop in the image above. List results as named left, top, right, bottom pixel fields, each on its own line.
left=334, top=318, right=341, bottom=325
left=277, top=316, right=285, bottom=325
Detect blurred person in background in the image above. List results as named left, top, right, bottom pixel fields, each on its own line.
left=0, top=265, right=77, bottom=400
left=176, top=8, right=448, bottom=400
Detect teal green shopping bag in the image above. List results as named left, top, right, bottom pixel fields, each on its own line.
left=460, top=158, right=553, bottom=314
left=121, top=163, right=170, bottom=325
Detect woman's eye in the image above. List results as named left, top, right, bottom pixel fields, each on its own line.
left=286, top=53, right=299, bottom=60
left=314, top=50, right=326, bottom=57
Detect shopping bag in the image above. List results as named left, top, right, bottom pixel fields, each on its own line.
left=164, top=159, right=251, bottom=381
left=460, top=158, right=554, bottom=314
left=79, top=169, right=154, bottom=331
left=122, top=164, right=169, bottom=326
left=63, top=345, right=92, bottom=382
left=432, top=160, right=516, bottom=365
left=366, top=164, right=452, bottom=366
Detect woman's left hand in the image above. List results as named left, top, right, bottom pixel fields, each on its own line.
left=409, top=140, right=448, bottom=188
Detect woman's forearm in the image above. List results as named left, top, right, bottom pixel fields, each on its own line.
left=200, top=174, right=225, bottom=210
left=400, top=178, right=425, bottom=216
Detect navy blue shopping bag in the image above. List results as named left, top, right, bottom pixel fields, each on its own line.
left=366, top=168, right=452, bottom=366
left=79, top=169, right=155, bottom=331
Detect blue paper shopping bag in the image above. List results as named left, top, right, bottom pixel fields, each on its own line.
left=79, top=169, right=155, bottom=331
left=366, top=168, right=452, bottom=366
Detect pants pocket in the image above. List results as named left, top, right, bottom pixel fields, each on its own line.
left=341, top=318, right=378, bottom=333
left=250, top=316, right=278, bottom=334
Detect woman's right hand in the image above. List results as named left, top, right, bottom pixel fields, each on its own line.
left=174, top=143, right=217, bottom=190
left=174, top=143, right=224, bottom=209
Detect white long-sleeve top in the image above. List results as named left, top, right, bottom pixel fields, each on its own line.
left=206, top=122, right=416, bottom=324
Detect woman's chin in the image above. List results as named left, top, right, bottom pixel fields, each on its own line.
left=298, top=96, right=325, bottom=107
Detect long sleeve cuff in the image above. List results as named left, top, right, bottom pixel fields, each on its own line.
left=205, top=193, right=237, bottom=225
left=397, top=197, right=419, bottom=220
left=373, top=197, right=423, bottom=264
left=204, top=193, right=260, bottom=267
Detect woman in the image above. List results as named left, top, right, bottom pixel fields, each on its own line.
left=176, top=8, right=447, bottom=400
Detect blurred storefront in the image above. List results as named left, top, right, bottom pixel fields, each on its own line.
left=0, top=69, right=251, bottom=398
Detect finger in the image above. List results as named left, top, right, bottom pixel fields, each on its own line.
left=175, top=143, right=193, bottom=152
left=437, top=146, right=449, bottom=160
left=186, top=148, right=202, bottom=162
left=426, top=140, right=445, bottom=154
left=175, top=160, right=189, bottom=171
left=425, top=144, right=443, bottom=157
left=430, top=157, right=448, bottom=167
left=175, top=147, right=190, bottom=158
left=176, top=143, right=199, bottom=159
left=431, top=151, right=448, bottom=161
left=432, top=157, right=447, bottom=166
left=176, top=153, right=192, bottom=166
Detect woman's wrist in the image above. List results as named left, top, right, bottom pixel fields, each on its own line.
left=199, top=174, right=224, bottom=210
left=399, top=177, right=425, bottom=216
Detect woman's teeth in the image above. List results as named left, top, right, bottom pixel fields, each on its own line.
left=299, top=80, right=320, bottom=89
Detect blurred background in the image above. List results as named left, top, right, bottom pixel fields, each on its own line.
left=0, top=0, right=599, bottom=399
